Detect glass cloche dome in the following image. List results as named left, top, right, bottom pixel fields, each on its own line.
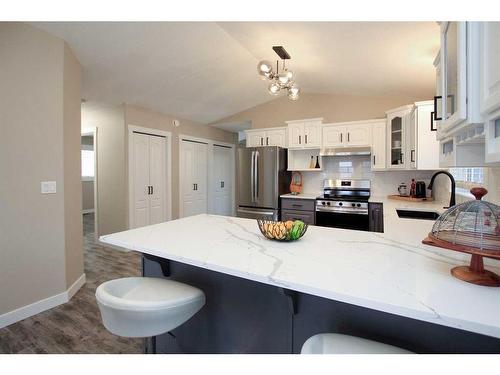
left=423, top=187, right=500, bottom=287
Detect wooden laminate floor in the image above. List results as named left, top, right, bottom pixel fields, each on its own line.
left=0, top=213, right=144, bottom=354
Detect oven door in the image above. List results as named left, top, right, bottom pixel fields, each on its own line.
left=315, top=210, right=369, bottom=231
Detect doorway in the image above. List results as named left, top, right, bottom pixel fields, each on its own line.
left=81, top=128, right=98, bottom=240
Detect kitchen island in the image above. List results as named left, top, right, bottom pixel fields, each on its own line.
left=100, top=214, right=500, bottom=353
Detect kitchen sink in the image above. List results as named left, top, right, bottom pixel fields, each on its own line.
left=396, top=209, right=440, bottom=220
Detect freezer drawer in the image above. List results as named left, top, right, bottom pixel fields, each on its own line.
left=237, top=207, right=278, bottom=221
left=281, top=198, right=316, bottom=211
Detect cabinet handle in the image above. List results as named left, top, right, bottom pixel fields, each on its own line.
left=292, top=204, right=302, bottom=208
left=433, top=96, right=442, bottom=121
left=411, top=149, right=415, bottom=163
left=151, top=186, right=153, bottom=195
left=340, top=133, right=343, bottom=143
left=193, top=183, right=197, bottom=191
left=373, top=155, right=376, bottom=165
left=148, top=186, right=151, bottom=195
left=221, top=181, right=224, bottom=188
left=305, top=134, right=308, bottom=144
left=261, top=138, right=263, bottom=146
left=347, top=132, right=350, bottom=142
left=299, top=135, right=301, bottom=144
left=266, top=137, right=269, bottom=146
left=400, top=152, right=404, bottom=163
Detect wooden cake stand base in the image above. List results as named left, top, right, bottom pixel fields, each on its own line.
left=451, top=254, right=500, bottom=287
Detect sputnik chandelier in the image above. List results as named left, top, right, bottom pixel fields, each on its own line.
left=257, top=46, right=300, bottom=101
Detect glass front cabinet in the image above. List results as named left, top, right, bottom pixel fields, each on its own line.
left=386, top=105, right=413, bottom=169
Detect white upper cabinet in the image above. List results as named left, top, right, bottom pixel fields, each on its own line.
left=286, top=118, right=323, bottom=149
left=408, top=101, right=440, bottom=170
left=245, top=128, right=287, bottom=148
left=266, top=128, right=287, bottom=147
left=480, top=22, right=500, bottom=163
left=371, top=120, right=387, bottom=170
left=480, top=22, right=500, bottom=115
left=436, top=22, right=483, bottom=138
left=386, top=105, right=413, bottom=169
left=322, top=121, right=371, bottom=148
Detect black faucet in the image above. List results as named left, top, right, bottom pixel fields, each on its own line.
left=428, top=171, right=456, bottom=208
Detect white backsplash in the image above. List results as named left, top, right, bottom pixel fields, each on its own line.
left=299, top=155, right=448, bottom=204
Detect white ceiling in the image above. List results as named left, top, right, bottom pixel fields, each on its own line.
left=32, top=22, right=439, bottom=124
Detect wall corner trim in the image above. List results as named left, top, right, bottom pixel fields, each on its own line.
left=0, top=273, right=86, bottom=329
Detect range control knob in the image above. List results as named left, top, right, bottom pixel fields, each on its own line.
left=327, top=201, right=331, bottom=206
left=338, top=202, right=343, bottom=207
left=321, top=201, right=326, bottom=206
left=351, top=203, right=356, bottom=207
left=357, top=203, right=361, bottom=207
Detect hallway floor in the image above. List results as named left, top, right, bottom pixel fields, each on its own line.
left=0, top=213, right=143, bottom=353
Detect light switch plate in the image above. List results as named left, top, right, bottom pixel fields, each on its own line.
left=41, top=181, right=57, bottom=194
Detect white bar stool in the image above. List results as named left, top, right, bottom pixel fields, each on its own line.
left=301, top=333, right=413, bottom=354
left=96, top=277, right=205, bottom=351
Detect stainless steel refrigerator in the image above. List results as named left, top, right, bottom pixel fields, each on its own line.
left=236, top=146, right=291, bottom=221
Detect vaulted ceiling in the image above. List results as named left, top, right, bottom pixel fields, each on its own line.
left=32, top=22, right=439, bottom=124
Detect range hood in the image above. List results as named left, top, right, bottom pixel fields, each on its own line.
left=320, top=147, right=372, bottom=156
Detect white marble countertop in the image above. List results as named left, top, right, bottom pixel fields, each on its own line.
left=280, top=193, right=319, bottom=200
left=100, top=214, right=500, bottom=339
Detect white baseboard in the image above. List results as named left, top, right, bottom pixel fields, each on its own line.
left=0, top=273, right=86, bottom=329
left=82, top=209, right=95, bottom=214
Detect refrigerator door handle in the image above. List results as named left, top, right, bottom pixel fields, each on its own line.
left=255, top=151, right=259, bottom=200
left=250, top=151, right=255, bottom=202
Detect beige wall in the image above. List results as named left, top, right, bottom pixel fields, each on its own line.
left=213, top=92, right=427, bottom=129
left=0, top=23, right=83, bottom=316
left=81, top=102, right=126, bottom=236
left=125, top=104, right=238, bottom=220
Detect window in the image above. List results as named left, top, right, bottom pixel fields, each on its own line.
left=449, top=167, right=485, bottom=197
left=81, top=149, right=95, bottom=181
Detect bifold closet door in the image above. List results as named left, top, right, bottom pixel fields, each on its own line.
left=149, top=136, right=166, bottom=225
left=131, top=132, right=167, bottom=228
left=180, top=140, right=208, bottom=218
left=132, top=133, right=151, bottom=228
left=212, top=145, right=232, bottom=216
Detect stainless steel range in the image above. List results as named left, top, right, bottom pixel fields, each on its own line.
left=315, top=179, right=371, bottom=231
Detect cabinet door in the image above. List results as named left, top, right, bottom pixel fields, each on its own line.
left=440, top=21, right=467, bottom=132
left=288, top=123, right=304, bottom=148
left=368, top=203, right=384, bottom=233
left=246, top=131, right=266, bottom=147
left=322, top=125, right=345, bottom=147
left=303, top=121, right=322, bottom=148
left=387, top=114, right=406, bottom=169
left=371, top=121, right=386, bottom=170
left=408, top=109, right=417, bottom=169
left=485, top=110, right=500, bottom=163
left=346, top=124, right=371, bottom=146
left=480, top=22, right=500, bottom=114
left=266, top=128, right=287, bottom=147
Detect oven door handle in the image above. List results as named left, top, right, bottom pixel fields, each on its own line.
left=315, top=207, right=368, bottom=215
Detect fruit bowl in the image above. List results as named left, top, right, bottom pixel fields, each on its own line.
left=257, top=219, right=308, bottom=242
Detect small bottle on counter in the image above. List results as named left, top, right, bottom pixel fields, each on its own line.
left=410, top=179, right=416, bottom=197
left=315, top=156, right=320, bottom=169
left=309, top=156, right=315, bottom=169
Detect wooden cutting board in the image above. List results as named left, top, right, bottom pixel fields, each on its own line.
left=387, top=194, right=434, bottom=202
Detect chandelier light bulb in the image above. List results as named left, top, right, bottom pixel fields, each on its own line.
left=288, top=84, right=300, bottom=100
left=257, top=60, right=274, bottom=80
left=277, top=71, right=292, bottom=88
left=268, top=81, right=281, bottom=95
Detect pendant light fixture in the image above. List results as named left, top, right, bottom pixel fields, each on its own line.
left=257, top=46, right=300, bottom=100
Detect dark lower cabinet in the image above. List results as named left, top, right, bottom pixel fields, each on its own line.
left=143, top=255, right=500, bottom=354
left=368, top=202, right=384, bottom=233
left=281, top=198, right=315, bottom=225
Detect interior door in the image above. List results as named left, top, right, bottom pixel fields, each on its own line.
left=212, top=145, right=232, bottom=215
left=180, top=141, right=197, bottom=217
left=132, top=133, right=150, bottom=228
left=194, top=142, right=209, bottom=215
left=149, top=136, right=166, bottom=224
